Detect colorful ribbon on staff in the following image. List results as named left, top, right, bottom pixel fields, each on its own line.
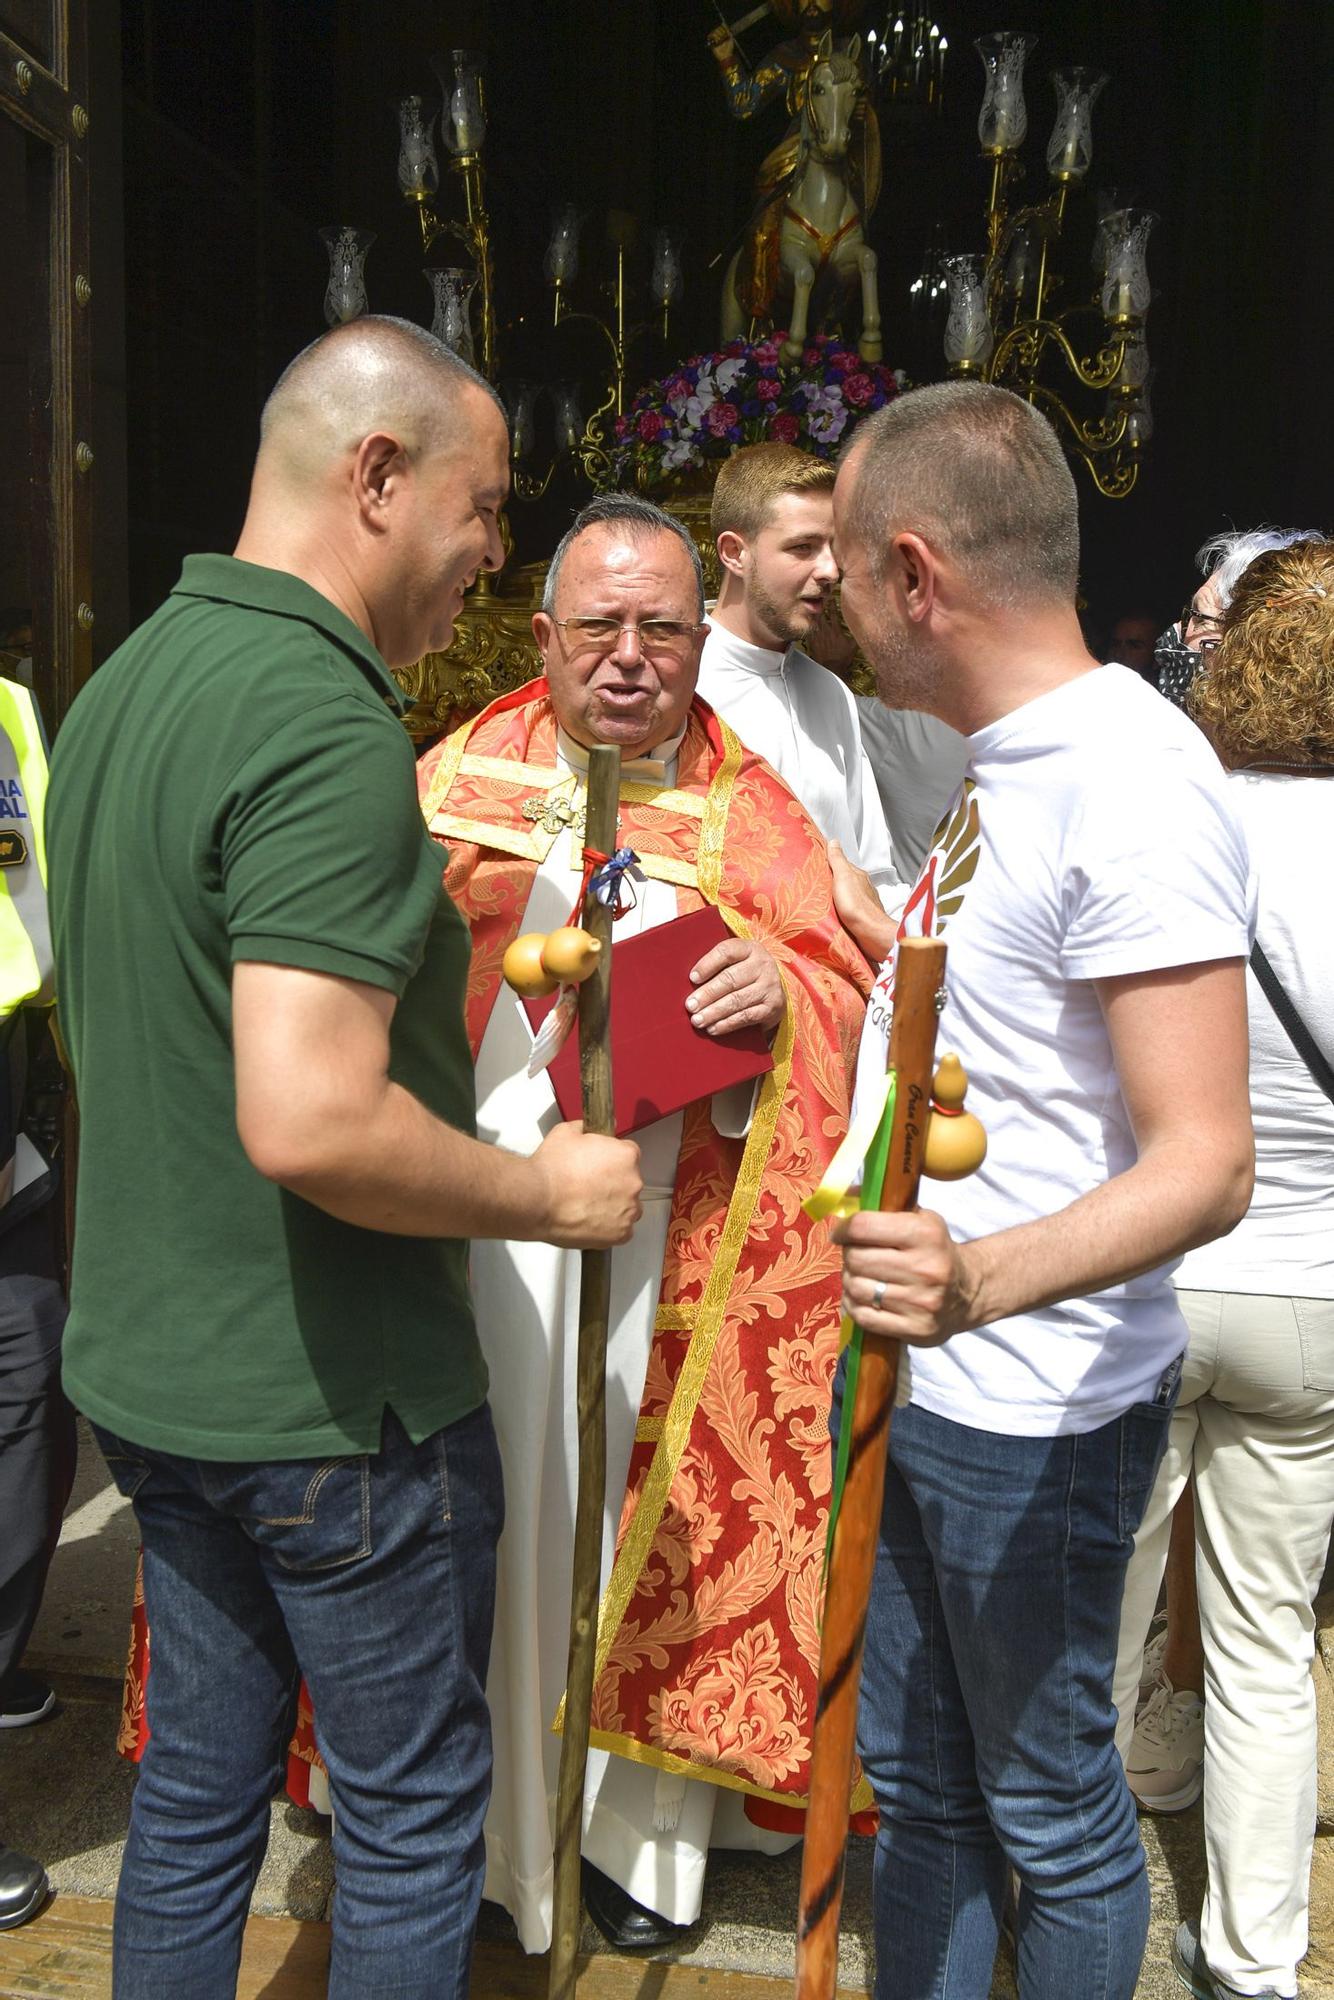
left=802, top=1068, right=898, bottom=1581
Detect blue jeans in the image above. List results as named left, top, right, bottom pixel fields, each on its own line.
left=94, top=1403, right=503, bottom=2000
left=836, top=1364, right=1173, bottom=2000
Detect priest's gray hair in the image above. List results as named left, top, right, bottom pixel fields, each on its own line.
left=543, top=495, right=705, bottom=617
left=259, top=315, right=504, bottom=481
left=1196, top=525, right=1326, bottom=610
left=841, top=381, right=1080, bottom=610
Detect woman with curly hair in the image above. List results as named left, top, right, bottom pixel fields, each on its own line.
left=1115, top=534, right=1334, bottom=2000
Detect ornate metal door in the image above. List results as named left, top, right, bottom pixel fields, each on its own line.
left=0, top=1, right=92, bottom=730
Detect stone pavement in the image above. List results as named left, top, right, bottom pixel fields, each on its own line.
left=5, top=1424, right=1332, bottom=1995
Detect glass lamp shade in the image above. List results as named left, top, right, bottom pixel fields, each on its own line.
left=942, top=253, right=994, bottom=369
left=319, top=225, right=374, bottom=327
left=544, top=204, right=583, bottom=287
left=1125, top=390, right=1153, bottom=445
left=650, top=228, right=683, bottom=308
left=1114, top=327, right=1150, bottom=390
left=1046, top=67, right=1106, bottom=180
left=426, top=267, right=477, bottom=366
left=1100, top=209, right=1157, bottom=319
left=551, top=383, right=584, bottom=455
left=1091, top=189, right=1134, bottom=278
left=504, top=381, right=539, bottom=462
left=975, top=32, right=1036, bottom=153
left=396, top=95, right=439, bottom=199
left=1109, top=375, right=1154, bottom=444
left=442, top=49, right=486, bottom=155
left=1004, top=223, right=1036, bottom=303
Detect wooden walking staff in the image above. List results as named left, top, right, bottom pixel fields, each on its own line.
left=795, top=935, right=949, bottom=2000
left=548, top=744, right=621, bottom=2000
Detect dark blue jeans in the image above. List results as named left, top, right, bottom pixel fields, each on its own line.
left=837, top=1365, right=1173, bottom=2000
left=93, top=1403, right=503, bottom=2000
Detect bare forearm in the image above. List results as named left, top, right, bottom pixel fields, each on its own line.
left=251, top=1078, right=552, bottom=1240
left=957, top=1139, right=1252, bottom=1331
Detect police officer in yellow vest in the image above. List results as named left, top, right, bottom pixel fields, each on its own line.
left=0, top=670, right=76, bottom=1933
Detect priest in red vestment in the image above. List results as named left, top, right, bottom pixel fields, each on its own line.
left=415, top=493, right=873, bottom=1951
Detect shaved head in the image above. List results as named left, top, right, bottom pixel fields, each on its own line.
left=258, top=314, right=504, bottom=489
left=236, top=315, right=511, bottom=668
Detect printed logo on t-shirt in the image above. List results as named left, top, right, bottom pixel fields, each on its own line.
left=866, top=778, right=980, bottom=1049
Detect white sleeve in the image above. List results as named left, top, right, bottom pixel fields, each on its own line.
left=833, top=681, right=902, bottom=901
left=1060, top=753, right=1255, bottom=981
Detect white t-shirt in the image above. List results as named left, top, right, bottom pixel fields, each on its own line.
left=856, top=695, right=970, bottom=880
left=854, top=664, right=1254, bottom=1437
left=1175, top=772, right=1334, bottom=1298
left=697, top=617, right=902, bottom=900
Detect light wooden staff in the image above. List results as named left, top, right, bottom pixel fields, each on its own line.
left=795, top=935, right=948, bottom=2000
left=548, top=743, right=621, bottom=2000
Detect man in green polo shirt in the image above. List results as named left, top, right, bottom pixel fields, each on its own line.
left=47, top=316, right=642, bottom=2000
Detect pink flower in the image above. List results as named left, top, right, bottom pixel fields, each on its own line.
left=753, top=338, right=782, bottom=368
left=663, top=373, right=693, bottom=405
left=615, top=415, right=631, bottom=440
left=843, top=372, right=876, bottom=408
left=705, top=400, right=740, bottom=436
left=827, top=350, right=859, bottom=376
left=769, top=411, right=800, bottom=443
left=755, top=376, right=781, bottom=402
left=636, top=408, right=665, bottom=442
left=802, top=346, right=821, bottom=365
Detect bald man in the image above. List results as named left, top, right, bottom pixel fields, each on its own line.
left=47, top=317, right=642, bottom=1999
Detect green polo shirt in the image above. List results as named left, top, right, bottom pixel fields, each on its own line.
left=48, top=554, right=486, bottom=1459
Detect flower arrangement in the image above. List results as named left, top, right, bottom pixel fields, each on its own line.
left=612, top=333, right=904, bottom=489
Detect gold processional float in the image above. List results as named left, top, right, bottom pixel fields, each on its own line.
left=313, top=5, right=1159, bottom=739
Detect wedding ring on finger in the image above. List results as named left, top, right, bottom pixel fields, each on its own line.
left=870, top=1279, right=887, bottom=1312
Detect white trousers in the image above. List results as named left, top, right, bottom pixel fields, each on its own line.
left=1114, top=1289, right=1334, bottom=1999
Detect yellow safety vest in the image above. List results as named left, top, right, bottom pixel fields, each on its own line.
left=0, top=676, right=54, bottom=1017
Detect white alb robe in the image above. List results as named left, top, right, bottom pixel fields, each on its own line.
left=697, top=617, right=902, bottom=902
left=472, top=730, right=790, bottom=1950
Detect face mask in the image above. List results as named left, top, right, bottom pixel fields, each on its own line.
left=1154, top=625, right=1200, bottom=708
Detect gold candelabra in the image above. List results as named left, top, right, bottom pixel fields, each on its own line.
left=508, top=209, right=682, bottom=501
left=396, top=53, right=498, bottom=382
left=941, top=35, right=1155, bottom=499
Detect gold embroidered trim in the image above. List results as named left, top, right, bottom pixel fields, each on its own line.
left=418, top=714, right=479, bottom=825
left=634, top=1417, right=664, bottom=1443
left=654, top=1304, right=695, bottom=1331
left=427, top=813, right=549, bottom=862
left=636, top=854, right=700, bottom=890
left=582, top=1003, right=795, bottom=1697
left=619, top=781, right=706, bottom=819
left=459, top=752, right=563, bottom=787
left=548, top=1725, right=872, bottom=1815
left=696, top=718, right=744, bottom=905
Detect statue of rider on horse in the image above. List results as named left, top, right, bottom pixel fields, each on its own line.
left=709, top=0, right=883, bottom=366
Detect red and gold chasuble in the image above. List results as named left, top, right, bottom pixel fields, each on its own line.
left=419, top=683, right=872, bottom=1808
left=116, top=682, right=872, bottom=1817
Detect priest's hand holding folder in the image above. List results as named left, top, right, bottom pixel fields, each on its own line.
left=684, top=933, right=785, bottom=1037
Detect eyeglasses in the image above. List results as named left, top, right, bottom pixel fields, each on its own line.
left=1181, top=601, right=1224, bottom=636
left=550, top=615, right=703, bottom=658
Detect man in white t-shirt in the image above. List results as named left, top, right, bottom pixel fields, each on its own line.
left=697, top=442, right=902, bottom=901
left=825, top=382, right=1256, bottom=2000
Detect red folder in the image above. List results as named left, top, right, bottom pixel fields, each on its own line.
left=520, top=903, right=775, bottom=1136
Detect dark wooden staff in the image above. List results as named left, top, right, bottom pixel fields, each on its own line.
left=795, top=934, right=948, bottom=2000
left=548, top=744, right=621, bottom=2000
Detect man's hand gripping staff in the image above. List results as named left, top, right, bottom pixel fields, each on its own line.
left=795, top=937, right=986, bottom=2000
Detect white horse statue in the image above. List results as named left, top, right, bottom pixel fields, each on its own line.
left=720, top=33, right=882, bottom=367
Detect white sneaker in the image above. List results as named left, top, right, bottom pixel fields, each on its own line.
left=1126, top=1678, right=1204, bottom=1812
left=1137, top=1625, right=1168, bottom=1709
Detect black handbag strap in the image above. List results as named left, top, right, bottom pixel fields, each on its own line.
left=1250, top=941, right=1334, bottom=1104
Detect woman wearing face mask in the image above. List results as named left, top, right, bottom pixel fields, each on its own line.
left=1116, top=535, right=1334, bottom=2000
left=1154, top=525, right=1322, bottom=708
